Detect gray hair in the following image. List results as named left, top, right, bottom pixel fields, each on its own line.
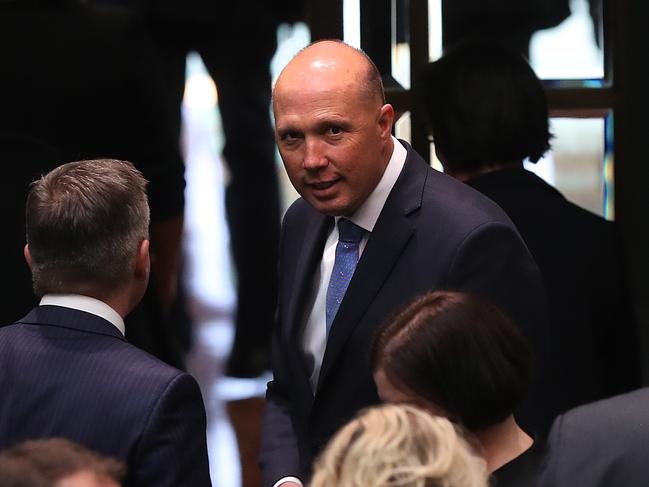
left=26, top=158, right=149, bottom=297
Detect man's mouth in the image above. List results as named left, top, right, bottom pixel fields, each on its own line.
left=309, top=180, right=338, bottom=190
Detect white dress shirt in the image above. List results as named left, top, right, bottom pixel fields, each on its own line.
left=40, top=294, right=125, bottom=336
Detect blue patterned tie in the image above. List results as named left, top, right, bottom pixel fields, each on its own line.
left=326, top=219, right=365, bottom=336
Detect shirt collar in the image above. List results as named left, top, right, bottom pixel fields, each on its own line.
left=39, top=294, right=125, bottom=336
left=344, top=136, right=407, bottom=232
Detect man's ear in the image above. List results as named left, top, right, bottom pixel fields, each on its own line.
left=23, top=244, right=33, bottom=270
left=378, top=103, right=395, bottom=140
left=135, top=239, right=150, bottom=281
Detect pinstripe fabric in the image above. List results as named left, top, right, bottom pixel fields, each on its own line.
left=0, top=306, right=211, bottom=487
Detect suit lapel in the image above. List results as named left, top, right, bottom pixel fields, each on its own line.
left=282, top=210, right=332, bottom=409
left=285, top=212, right=332, bottom=341
left=316, top=142, right=428, bottom=391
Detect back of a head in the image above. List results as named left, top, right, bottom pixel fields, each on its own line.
left=311, top=404, right=488, bottom=487
left=371, top=291, right=533, bottom=432
left=25, top=158, right=149, bottom=298
left=0, top=438, right=124, bottom=487
left=420, top=39, right=550, bottom=173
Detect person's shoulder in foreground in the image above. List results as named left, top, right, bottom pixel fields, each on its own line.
left=0, top=158, right=210, bottom=487
left=0, top=437, right=125, bottom=487
left=311, top=403, right=489, bottom=487
left=540, top=387, right=649, bottom=487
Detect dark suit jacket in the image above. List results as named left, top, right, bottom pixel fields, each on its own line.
left=260, top=141, right=553, bottom=486
left=0, top=305, right=211, bottom=487
left=468, top=168, right=640, bottom=413
left=540, top=387, right=649, bottom=487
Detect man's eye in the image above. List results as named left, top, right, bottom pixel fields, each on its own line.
left=281, top=132, right=300, bottom=143
left=328, top=126, right=343, bottom=136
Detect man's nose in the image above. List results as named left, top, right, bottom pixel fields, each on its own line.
left=303, top=138, right=328, bottom=170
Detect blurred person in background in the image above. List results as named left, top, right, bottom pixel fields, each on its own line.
left=90, top=0, right=307, bottom=378
left=420, top=39, right=641, bottom=417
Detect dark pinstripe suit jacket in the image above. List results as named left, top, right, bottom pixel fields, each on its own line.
left=0, top=305, right=211, bottom=487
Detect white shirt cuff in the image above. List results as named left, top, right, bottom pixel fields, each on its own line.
left=272, top=476, right=303, bottom=487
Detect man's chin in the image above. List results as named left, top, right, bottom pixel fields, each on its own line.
left=305, top=197, right=353, bottom=217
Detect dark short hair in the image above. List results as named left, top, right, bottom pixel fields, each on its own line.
left=0, top=437, right=125, bottom=486
left=419, top=39, right=551, bottom=172
left=371, top=290, right=532, bottom=432
left=25, top=158, right=149, bottom=297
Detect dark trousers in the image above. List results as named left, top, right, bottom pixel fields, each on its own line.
left=149, top=17, right=280, bottom=371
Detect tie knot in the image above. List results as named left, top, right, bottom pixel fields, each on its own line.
left=337, top=219, right=365, bottom=243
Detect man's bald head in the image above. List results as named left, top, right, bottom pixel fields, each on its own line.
left=271, top=39, right=395, bottom=217
left=274, top=40, right=385, bottom=109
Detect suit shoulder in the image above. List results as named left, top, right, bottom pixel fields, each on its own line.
left=283, top=197, right=313, bottom=223
left=421, top=167, right=516, bottom=230
left=545, top=387, right=649, bottom=483
left=563, top=387, right=649, bottom=425
left=117, top=342, right=186, bottom=383
left=562, top=198, right=617, bottom=233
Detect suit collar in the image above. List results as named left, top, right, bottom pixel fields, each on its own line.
left=40, top=293, right=125, bottom=335
left=348, top=136, right=407, bottom=232
left=316, top=140, right=428, bottom=390
left=18, top=305, right=127, bottom=341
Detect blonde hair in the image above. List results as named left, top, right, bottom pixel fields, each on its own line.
left=310, top=404, right=488, bottom=487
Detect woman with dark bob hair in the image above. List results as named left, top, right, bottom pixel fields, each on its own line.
left=419, top=39, right=550, bottom=180
left=420, top=38, right=640, bottom=420
left=371, top=290, right=542, bottom=486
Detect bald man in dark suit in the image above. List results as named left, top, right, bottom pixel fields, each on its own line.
left=260, top=40, right=553, bottom=487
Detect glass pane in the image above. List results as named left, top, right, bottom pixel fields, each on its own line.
left=394, top=110, right=411, bottom=142
left=426, top=115, right=612, bottom=219
left=343, top=0, right=362, bottom=48
left=392, top=0, right=410, bottom=88
left=530, top=0, right=604, bottom=81
left=429, top=142, right=443, bottom=172
left=429, top=0, right=604, bottom=81
left=525, top=114, right=613, bottom=219
left=428, top=0, right=443, bottom=60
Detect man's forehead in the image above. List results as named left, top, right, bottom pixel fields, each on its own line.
left=276, top=70, right=357, bottom=97
left=273, top=80, right=374, bottom=127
